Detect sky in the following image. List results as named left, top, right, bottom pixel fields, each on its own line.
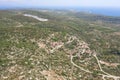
left=0, top=0, right=120, bottom=8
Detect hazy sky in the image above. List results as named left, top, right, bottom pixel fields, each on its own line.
left=0, top=0, right=120, bottom=8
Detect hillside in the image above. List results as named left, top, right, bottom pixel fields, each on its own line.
left=0, top=9, right=120, bottom=80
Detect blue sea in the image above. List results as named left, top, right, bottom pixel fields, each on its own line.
left=0, top=6, right=120, bottom=17
left=76, top=7, right=120, bottom=17
left=58, top=7, right=120, bottom=17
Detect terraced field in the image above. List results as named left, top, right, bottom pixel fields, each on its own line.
left=0, top=9, right=120, bottom=80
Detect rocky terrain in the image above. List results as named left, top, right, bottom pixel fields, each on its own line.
left=0, top=9, right=120, bottom=80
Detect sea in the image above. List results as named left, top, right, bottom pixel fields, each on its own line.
left=0, top=6, right=120, bottom=17
left=76, top=7, right=120, bottom=17
left=58, top=7, right=120, bottom=17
